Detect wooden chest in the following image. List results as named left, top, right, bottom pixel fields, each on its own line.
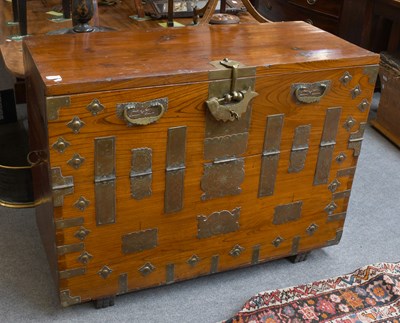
left=371, top=52, right=400, bottom=147
left=23, top=22, right=379, bottom=307
left=257, top=0, right=343, bottom=35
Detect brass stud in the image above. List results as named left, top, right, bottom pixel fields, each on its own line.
left=351, top=85, right=362, bottom=99
left=139, top=262, right=155, bottom=276
left=87, top=98, right=105, bottom=116
left=340, top=71, right=352, bottom=86
left=74, top=226, right=91, bottom=241
left=336, top=152, right=347, bottom=164
left=328, top=179, right=341, bottom=193
left=98, top=265, right=113, bottom=279
left=187, top=255, right=200, bottom=267
left=67, top=153, right=85, bottom=169
left=77, top=251, right=93, bottom=264
left=229, top=244, right=245, bottom=257
left=358, top=99, right=370, bottom=112
left=306, top=223, right=319, bottom=235
left=52, top=137, right=71, bottom=153
left=67, top=116, right=85, bottom=134
left=272, top=236, right=284, bottom=248
left=343, top=116, right=357, bottom=132
left=324, top=201, right=338, bottom=215
left=73, top=196, right=90, bottom=211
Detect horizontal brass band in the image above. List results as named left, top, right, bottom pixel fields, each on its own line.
left=55, top=217, right=84, bottom=230
left=57, top=242, right=84, bottom=256
left=327, top=212, right=347, bottom=222
left=59, top=267, right=86, bottom=279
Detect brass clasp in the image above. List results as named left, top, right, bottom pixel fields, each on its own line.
left=206, top=58, right=258, bottom=122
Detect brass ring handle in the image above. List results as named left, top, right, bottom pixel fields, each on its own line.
left=307, top=0, right=317, bottom=5
left=117, top=98, right=168, bottom=126
left=123, top=103, right=165, bottom=126
left=292, top=80, right=331, bottom=104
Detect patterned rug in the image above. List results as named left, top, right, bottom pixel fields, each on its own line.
left=224, top=262, right=400, bottom=323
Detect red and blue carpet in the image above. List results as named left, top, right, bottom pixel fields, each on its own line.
left=225, top=262, right=400, bottom=322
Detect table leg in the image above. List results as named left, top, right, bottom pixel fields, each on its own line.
left=17, top=0, right=27, bottom=36
left=167, top=0, right=174, bottom=27
left=11, top=0, right=19, bottom=22
left=62, top=0, right=71, bottom=19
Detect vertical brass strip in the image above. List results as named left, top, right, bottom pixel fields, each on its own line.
left=258, top=114, right=284, bottom=197
left=288, top=125, right=311, bottom=173
left=314, top=108, right=342, bottom=185
left=291, top=236, right=300, bottom=255
left=165, top=126, right=187, bottom=214
left=251, top=245, right=260, bottom=264
left=210, top=255, right=219, bottom=274
left=52, top=167, right=74, bottom=207
left=118, top=273, right=128, bottom=294
left=166, top=264, right=175, bottom=284
left=94, top=137, right=116, bottom=225
left=130, top=148, right=152, bottom=200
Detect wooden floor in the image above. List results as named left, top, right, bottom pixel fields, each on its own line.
left=0, top=0, right=258, bottom=77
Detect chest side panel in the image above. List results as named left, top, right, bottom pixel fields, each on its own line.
left=46, top=65, right=375, bottom=302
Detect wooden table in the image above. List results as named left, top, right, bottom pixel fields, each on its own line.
left=0, top=0, right=261, bottom=78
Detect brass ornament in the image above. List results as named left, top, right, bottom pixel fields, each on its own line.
left=343, top=116, right=357, bottom=132
left=139, top=263, right=155, bottom=276
left=351, top=85, right=362, bottom=99
left=98, top=265, right=113, bottom=279
left=358, top=99, right=370, bottom=112
left=339, top=71, right=352, bottom=86
left=67, top=116, right=85, bottom=134
left=335, top=152, right=347, bottom=164
left=272, top=236, right=284, bottom=248
left=67, top=153, right=85, bottom=169
left=187, top=255, right=201, bottom=267
left=77, top=251, right=93, bottom=264
left=52, top=137, right=71, bottom=153
left=73, top=196, right=90, bottom=211
left=229, top=244, right=245, bottom=257
left=306, top=223, right=319, bottom=235
left=328, top=179, right=341, bottom=193
left=324, top=201, right=338, bottom=215
left=87, top=98, right=105, bottom=116
left=74, top=226, right=91, bottom=240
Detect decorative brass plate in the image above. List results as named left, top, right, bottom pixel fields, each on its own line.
left=122, top=228, right=158, bottom=254
left=197, top=207, right=240, bottom=239
left=201, top=159, right=244, bottom=200
left=273, top=201, right=303, bottom=225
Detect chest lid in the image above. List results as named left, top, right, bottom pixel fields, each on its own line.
left=23, top=21, right=379, bottom=96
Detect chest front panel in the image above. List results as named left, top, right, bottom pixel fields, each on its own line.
left=46, top=65, right=375, bottom=302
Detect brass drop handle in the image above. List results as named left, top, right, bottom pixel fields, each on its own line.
left=292, top=80, right=331, bottom=104
left=206, top=59, right=258, bottom=122
left=307, top=0, right=317, bottom=5
left=116, top=98, right=168, bottom=126
left=206, top=88, right=258, bottom=122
